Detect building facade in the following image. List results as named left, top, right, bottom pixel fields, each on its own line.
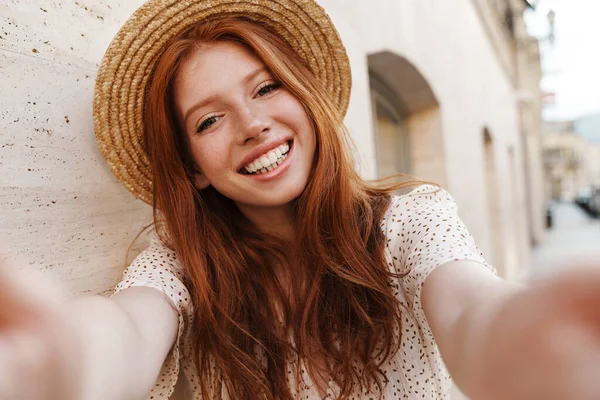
left=575, top=114, right=600, bottom=190
left=543, top=115, right=600, bottom=201
left=316, top=0, right=545, bottom=280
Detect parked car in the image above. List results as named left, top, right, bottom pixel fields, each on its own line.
left=546, top=203, right=553, bottom=229
left=575, top=188, right=592, bottom=207
left=576, top=187, right=600, bottom=217
left=589, top=186, right=600, bottom=217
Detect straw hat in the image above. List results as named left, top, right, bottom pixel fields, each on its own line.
left=93, top=0, right=351, bottom=205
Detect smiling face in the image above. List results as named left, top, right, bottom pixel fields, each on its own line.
left=173, top=41, right=316, bottom=215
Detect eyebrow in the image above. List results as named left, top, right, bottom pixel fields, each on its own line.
left=182, top=67, right=269, bottom=125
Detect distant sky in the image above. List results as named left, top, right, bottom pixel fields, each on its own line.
left=525, top=0, right=600, bottom=121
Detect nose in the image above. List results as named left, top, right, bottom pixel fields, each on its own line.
left=236, top=103, right=270, bottom=145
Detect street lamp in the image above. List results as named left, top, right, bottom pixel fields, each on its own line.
left=546, top=9, right=556, bottom=45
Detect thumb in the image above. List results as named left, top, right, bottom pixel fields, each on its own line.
left=0, top=257, right=64, bottom=329
left=542, top=266, right=600, bottom=320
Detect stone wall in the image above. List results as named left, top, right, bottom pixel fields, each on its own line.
left=0, top=0, right=153, bottom=297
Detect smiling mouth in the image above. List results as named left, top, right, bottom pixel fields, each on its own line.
left=239, top=140, right=293, bottom=175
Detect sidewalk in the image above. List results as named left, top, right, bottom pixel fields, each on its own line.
left=530, top=202, right=600, bottom=278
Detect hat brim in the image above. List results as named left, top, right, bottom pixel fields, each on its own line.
left=93, top=0, right=351, bottom=205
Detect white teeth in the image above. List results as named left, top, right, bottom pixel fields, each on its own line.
left=267, top=152, right=278, bottom=164
left=244, top=141, right=292, bottom=174
left=259, top=156, right=271, bottom=168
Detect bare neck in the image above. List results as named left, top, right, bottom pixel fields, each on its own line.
left=236, top=202, right=295, bottom=241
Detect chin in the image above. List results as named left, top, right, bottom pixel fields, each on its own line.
left=260, top=189, right=305, bottom=207
left=242, top=182, right=308, bottom=208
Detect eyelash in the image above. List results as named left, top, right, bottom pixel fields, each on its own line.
left=256, top=81, right=282, bottom=97
left=195, top=81, right=282, bottom=133
left=196, top=114, right=220, bottom=133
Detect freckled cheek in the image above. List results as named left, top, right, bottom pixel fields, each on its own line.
left=190, top=141, right=232, bottom=175
left=275, top=97, right=312, bottom=133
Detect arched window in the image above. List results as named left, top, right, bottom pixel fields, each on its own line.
left=370, top=72, right=411, bottom=178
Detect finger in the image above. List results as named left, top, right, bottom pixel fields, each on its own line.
left=537, top=266, right=600, bottom=307
left=0, top=259, right=64, bottom=327
left=0, top=334, right=43, bottom=400
left=0, top=265, right=33, bottom=324
left=0, top=339, right=18, bottom=400
left=566, top=351, right=600, bottom=400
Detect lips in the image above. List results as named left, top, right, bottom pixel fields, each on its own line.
left=237, top=138, right=292, bottom=174
left=243, top=142, right=290, bottom=174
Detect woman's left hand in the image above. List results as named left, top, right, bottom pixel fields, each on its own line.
left=469, top=267, right=600, bottom=400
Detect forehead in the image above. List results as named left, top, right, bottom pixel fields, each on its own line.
left=174, top=41, right=265, bottom=94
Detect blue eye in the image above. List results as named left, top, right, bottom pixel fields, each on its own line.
left=197, top=116, right=219, bottom=133
left=257, top=82, right=282, bottom=97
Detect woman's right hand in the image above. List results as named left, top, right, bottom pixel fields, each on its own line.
left=0, top=262, right=82, bottom=400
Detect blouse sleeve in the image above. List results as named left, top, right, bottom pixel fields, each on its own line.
left=382, top=185, right=496, bottom=343
left=111, top=236, right=194, bottom=400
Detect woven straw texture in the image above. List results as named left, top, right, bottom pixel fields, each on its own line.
left=93, top=0, right=351, bottom=205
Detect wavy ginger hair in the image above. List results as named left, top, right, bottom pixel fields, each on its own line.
left=144, top=17, right=420, bottom=400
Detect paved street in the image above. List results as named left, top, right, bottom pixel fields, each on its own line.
left=530, top=202, right=600, bottom=278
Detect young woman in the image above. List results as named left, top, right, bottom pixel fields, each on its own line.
left=1, top=0, right=600, bottom=399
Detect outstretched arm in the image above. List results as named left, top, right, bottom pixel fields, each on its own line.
left=71, top=287, right=179, bottom=400
left=423, top=261, right=600, bottom=400
left=0, top=265, right=178, bottom=400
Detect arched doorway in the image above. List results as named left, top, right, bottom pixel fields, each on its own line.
left=367, top=51, right=446, bottom=186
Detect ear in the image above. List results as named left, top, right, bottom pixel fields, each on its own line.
left=193, top=168, right=210, bottom=190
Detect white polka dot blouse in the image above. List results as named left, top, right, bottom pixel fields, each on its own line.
left=113, top=185, right=494, bottom=399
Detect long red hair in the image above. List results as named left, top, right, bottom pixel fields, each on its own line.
left=144, top=17, right=421, bottom=400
